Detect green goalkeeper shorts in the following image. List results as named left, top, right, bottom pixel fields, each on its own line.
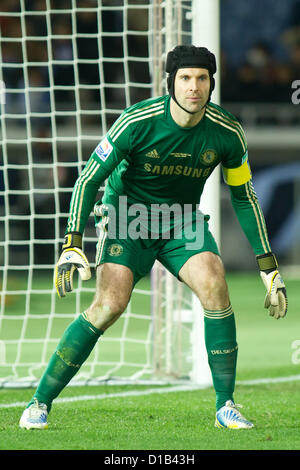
left=95, top=203, right=220, bottom=286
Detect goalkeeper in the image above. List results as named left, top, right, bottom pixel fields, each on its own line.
left=20, top=45, right=287, bottom=430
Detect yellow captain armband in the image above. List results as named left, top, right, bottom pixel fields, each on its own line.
left=222, top=160, right=252, bottom=186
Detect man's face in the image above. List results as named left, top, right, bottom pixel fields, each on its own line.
left=174, top=67, right=211, bottom=113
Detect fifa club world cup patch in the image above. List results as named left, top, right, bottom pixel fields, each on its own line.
left=95, top=137, right=113, bottom=162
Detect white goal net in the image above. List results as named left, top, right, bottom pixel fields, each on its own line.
left=0, top=0, right=211, bottom=388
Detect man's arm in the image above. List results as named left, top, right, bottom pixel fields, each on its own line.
left=66, top=137, right=124, bottom=235
left=55, top=136, right=126, bottom=297
left=219, top=111, right=287, bottom=318
left=228, top=179, right=271, bottom=255
left=228, top=180, right=288, bottom=319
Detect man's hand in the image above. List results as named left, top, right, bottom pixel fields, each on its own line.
left=55, top=232, right=91, bottom=298
left=257, top=253, right=288, bottom=319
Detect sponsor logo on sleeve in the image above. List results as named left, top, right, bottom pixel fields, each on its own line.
left=95, top=137, right=113, bottom=162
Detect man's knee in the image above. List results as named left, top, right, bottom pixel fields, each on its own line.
left=85, top=299, right=127, bottom=331
left=179, top=251, right=229, bottom=309
left=92, top=297, right=127, bottom=317
left=86, top=263, right=133, bottom=330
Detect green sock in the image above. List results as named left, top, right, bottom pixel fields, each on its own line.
left=30, top=313, right=103, bottom=412
left=204, top=304, right=238, bottom=411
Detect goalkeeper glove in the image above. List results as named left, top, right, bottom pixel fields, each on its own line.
left=257, top=252, right=287, bottom=319
left=55, top=232, right=91, bottom=298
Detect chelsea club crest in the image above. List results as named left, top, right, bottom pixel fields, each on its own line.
left=200, top=149, right=218, bottom=166
left=108, top=244, right=123, bottom=257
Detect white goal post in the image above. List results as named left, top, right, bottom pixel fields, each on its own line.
left=0, top=0, right=219, bottom=388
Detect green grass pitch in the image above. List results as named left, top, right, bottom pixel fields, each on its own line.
left=0, top=272, right=299, bottom=450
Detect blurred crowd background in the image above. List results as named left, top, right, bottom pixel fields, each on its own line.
left=0, top=0, right=299, bottom=270
left=1, top=0, right=300, bottom=113
left=222, top=0, right=300, bottom=105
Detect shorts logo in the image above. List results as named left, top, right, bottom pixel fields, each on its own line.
left=95, top=137, right=113, bottom=162
left=107, top=243, right=123, bottom=256
left=199, top=149, right=218, bottom=166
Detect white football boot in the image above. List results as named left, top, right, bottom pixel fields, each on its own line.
left=19, top=398, right=48, bottom=430
left=215, top=400, right=254, bottom=429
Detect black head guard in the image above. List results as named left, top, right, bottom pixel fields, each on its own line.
left=166, top=45, right=217, bottom=114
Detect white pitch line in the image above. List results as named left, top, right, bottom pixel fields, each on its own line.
left=236, top=374, right=300, bottom=385
left=1, top=374, right=300, bottom=409
left=0, top=384, right=204, bottom=409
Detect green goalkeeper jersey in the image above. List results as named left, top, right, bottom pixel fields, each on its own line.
left=66, top=95, right=271, bottom=255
